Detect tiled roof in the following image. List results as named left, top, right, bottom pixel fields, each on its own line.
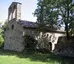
left=18, top=20, right=37, bottom=28
left=18, top=20, right=65, bottom=34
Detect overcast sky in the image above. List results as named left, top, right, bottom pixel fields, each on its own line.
left=0, top=0, right=37, bottom=23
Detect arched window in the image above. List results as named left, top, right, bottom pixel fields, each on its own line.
left=11, top=24, right=14, bottom=30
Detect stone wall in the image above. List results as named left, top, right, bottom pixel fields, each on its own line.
left=4, top=19, right=38, bottom=52
left=4, top=19, right=24, bottom=51
left=36, top=32, right=64, bottom=51
left=54, top=36, right=74, bottom=57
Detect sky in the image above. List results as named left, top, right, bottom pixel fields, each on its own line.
left=0, top=0, right=74, bottom=24
left=0, top=0, right=37, bottom=23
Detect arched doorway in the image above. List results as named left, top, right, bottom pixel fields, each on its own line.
left=49, top=42, right=52, bottom=51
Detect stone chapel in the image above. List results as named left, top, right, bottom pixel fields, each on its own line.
left=4, top=2, right=65, bottom=52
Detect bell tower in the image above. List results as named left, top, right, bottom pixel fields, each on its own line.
left=8, top=2, right=22, bottom=21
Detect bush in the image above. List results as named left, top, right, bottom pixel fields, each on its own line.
left=0, top=35, right=4, bottom=48
left=0, top=28, right=4, bottom=48
left=23, top=35, right=37, bottom=51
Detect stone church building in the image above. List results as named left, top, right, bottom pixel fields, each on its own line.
left=4, top=2, right=65, bottom=52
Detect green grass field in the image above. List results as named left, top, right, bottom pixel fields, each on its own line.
left=0, top=49, right=74, bottom=64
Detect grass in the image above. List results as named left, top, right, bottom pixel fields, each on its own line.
left=0, top=49, right=74, bottom=64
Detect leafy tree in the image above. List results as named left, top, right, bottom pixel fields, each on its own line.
left=0, top=25, right=4, bottom=48
left=2, top=20, right=8, bottom=31
left=34, top=0, right=74, bottom=39
left=0, top=20, right=8, bottom=48
left=34, top=0, right=59, bottom=29
left=56, top=0, right=74, bottom=39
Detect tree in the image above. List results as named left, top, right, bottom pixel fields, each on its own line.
left=34, top=0, right=74, bottom=39
left=0, top=20, right=8, bottom=48
left=0, top=24, right=4, bottom=48
left=2, top=20, right=8, bottom=31
left=57, top=0, right=74, bottom=39
left=34, top=0, right=60, bottom=29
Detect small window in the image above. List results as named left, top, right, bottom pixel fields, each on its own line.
left=11, top=24, right=14, bottom=30
left=10, top=37, right=12, bottom=39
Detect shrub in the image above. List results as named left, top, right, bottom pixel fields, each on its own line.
left=0, top=28, right=4, bottom=48
left=23, top=35, right=37, bottom=51
left=0, top=35, right=4, bottom=48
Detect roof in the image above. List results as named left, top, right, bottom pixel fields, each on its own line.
left=9, top=2, right=22, bottom=9
left=18, top=20, right=65, bottom=34
left=18, top=20, right=37, bottom=28
left=13, top=2, right=21, bottom=4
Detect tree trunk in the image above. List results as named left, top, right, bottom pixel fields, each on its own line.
left=65, top=2, right=70, bottom=40
left=65, top=23, right=69, bottom=40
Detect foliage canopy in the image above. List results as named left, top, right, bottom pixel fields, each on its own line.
left=34, top=0, right=74, bottom=38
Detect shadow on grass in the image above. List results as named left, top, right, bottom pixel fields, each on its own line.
left=0, top=49, right=74, bottom=64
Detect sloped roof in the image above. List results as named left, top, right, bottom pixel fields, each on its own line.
left=9, top=2, right=22, bottom=9
left=18, top=20, right=37, bottom=28
left=18, top=20, right=65, bottom=34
